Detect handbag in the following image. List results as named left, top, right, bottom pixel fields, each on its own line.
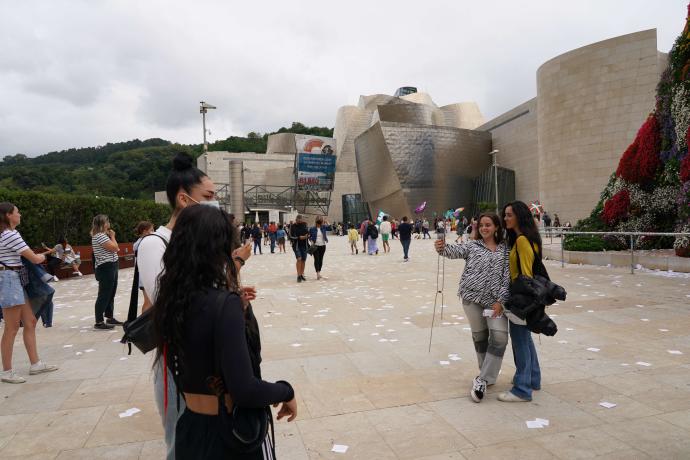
left=120, top=234, right=168, bottom=355
left=207, top=291, right=274, bottom=455
left=307, top=241, right=318, bottom=255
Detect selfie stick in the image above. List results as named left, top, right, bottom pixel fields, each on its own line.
left=428, top=225, right=446, bottom=352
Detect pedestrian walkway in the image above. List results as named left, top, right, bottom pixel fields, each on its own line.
left=1, top=236, right=689, bottom=458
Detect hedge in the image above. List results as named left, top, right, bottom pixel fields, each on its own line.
left=0, top=189, right=170, bottom=246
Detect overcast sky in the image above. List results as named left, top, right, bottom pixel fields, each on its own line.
left=0, top=0, right=687, bottom=158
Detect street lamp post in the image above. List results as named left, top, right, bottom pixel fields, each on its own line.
left=489, top=149, right=500, bottom=214
left=199, top=101, right=217, bottom=152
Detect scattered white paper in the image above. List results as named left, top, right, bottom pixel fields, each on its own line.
left=112, top=339, right=120, bottom=343
left=84, top=349, right=95, bottom=353
left=659, top=329, right=670, bottom=332
left=535, top=418, right=549, bottom=426
left=119, top=357, right=128, bottom=361
left=291, top=343, right=302, bottom=348
left=636, top=361, right=651, bottom=367
left=599, top=402, right=617, bottom=409
left=667, top=350, right=683, bottom=355
left=118, top=407, right=141, bottom=418
left=75, top=352, right=83, bottom=355
left=331, top=444, right=349, bottom=453
left=63, top=344, right=73, bottom=348
left=439, top=360, right=450, bottom=366
left=558, top=340, right=568, bottom=344
left=587, top=348, right=600, bottom=352
left=526, top=420, right=545, bottom=429
left=449, top=356, right=461, bottom=361
left=640, top=319, right=649, bottom=322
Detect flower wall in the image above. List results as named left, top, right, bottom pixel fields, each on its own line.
left=577, top=3, right=690, bottom=250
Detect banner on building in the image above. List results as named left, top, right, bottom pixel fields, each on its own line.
left=295, top=135, right=336, bottom=191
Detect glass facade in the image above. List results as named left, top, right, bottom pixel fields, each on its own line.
left=342, top=194, right=369, bottom=226
left=472, top=166, right=516, bottom=215
left=394, top=86, right=417, bottom=97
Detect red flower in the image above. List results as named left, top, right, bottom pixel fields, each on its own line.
left=616, top=116, right=661, bottom=184
left=602, top=189, right=631, bottom=226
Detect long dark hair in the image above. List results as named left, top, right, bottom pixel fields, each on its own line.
left=165, top=152, right=208, bottom=211
left=153, top=205, right=240, bottom=366
left=474, top=212, right=504, bottom=245
left=502, top=201, right=542, bottom=254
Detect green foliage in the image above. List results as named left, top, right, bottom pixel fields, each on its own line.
left=270, top=122, right=334, bottom=138
left=0, top=143, right=196, bottom=200
left=0, top=189, right=170, bottom=246
left=477, top=201, right=496, bottom=213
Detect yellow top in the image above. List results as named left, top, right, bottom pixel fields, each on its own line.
left=509, top=235, right=539, bottom=280
left=347, top=228, right=359, bottom=242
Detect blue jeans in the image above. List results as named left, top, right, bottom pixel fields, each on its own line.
left=509, top=322, right=541, bottom=400
left=270, top=234, right=276, bottom=253
left=154, top=360, right=185, bottom=460
left=400, top=239, right=411, bottom=259
left=253, top=239, right=262, bottom=254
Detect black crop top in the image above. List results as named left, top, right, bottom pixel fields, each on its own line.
left=177, top=288, right=294, bottom=408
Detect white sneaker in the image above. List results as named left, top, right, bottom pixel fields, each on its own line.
left=1, top=370, right=26, bottom=384
left=498, top=391, right=530, bottom=402
left=76, top=271, right=83, bottom=276
left=470, top=377, right=487, bottom=403
left=51, top=276, right=59, bottom=282
left=29, top=361, right=59, bottom=375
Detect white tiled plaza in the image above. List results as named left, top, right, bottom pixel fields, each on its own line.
left=1, top=237, right=690, bottom=459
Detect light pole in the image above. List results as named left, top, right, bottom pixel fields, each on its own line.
left=199, top=101, right=216, bottom=152
left=489, top=149, right=500, bottom=213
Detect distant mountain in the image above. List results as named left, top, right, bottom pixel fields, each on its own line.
left=0, top=123, right=334, bottom=200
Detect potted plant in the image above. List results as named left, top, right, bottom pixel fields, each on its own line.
left=674, top=224, right=690, bottom=257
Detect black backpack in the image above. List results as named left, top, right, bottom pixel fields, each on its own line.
left=369, top=225, right=379, bottom=239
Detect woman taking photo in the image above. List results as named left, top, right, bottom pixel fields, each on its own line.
left=44, top=235, right=83, bottom=277
left=499, top=201, right=543, bottom=402
left=153, top=205, right=296, bottom=459
left=435, top=212, right=510, bottom=403
left=91, top=214, right=122, bottom=330
left=0, top=202, right=58, bottom=384
left=308, top=217, right=331, bottom=280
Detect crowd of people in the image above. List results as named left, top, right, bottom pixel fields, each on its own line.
left=0, top=151, right=562, bottom=458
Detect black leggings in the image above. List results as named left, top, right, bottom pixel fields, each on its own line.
left=94, top=261, right=118, bottom=323
left=312, top=245, right=326, bottom=272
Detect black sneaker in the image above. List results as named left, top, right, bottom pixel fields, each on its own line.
left=297, top=276, right=302, bottom=283
left=470, top=376, right=487, bottom=403
left=94, top=322, right=115, bottom=330
left=300, top=275, right=306, bottom=281
left=106, top=317, right=123, bottom=326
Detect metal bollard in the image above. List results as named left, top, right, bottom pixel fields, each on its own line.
left=561, top=231, right=565, bottom=268
left=629, top=234, right=634, bottom=275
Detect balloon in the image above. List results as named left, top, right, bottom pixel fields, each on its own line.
left=414, top=201, right=427, bottom=213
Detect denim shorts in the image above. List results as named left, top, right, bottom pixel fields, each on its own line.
left=0, top=270, right=26, bottom=308
left=293, top=244, right=307, bottom=261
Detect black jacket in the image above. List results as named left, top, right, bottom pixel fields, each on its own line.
left=505, top=241, right=564, bottom=336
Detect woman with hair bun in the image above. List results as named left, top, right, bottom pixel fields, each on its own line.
left=137, top=152, right=252, bottom=459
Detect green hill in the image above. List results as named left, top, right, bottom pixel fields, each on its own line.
left=0, top=122, right=333, bottom=200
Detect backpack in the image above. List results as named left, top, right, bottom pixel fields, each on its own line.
left=369, top=225, right=379, bottom=239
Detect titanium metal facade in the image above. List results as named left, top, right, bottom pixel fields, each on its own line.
left=355, top=121, right=492, bottom=219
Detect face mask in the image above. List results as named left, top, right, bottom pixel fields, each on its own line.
left=200, top=200, right=220, bottom=209
left=183, top=193, right=219, bottom=209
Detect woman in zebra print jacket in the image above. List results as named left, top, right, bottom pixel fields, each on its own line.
left=435, top=212, right=510, bottom=403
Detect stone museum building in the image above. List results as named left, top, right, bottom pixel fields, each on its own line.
left=186, top=29, right=666, bottom=225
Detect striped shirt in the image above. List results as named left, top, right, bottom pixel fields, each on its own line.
left=92, top=233, right=118, bottom=268
left=0, top=230, right=29, bottom=266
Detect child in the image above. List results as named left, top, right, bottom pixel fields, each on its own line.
left=348, top=226, right=359, bottom=254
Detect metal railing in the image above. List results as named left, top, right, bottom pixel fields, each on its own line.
left=539, top=227, right=690, bottom=274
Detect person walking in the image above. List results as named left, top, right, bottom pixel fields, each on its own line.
left=553, top=214, right=561, bottom=229
left=422, top=218, right=431, bottom=239
left=435, top=212, right=510, bottom=403
left=543, top=212, right=552, bottom=237
left=276, top=224, right=287, bottom=253
left=366, top=220, right=379, bottom=255
left=359, top=219, right=369, bottom=254
left=289, top=215, right=309, bottom=282
left=152, top=205, right=297, bottom=459
left=91, top=214, right=123, bottom=330
left=380, top=216, right=392, bottom=253
left=398, top=216, right=413, bottom=261
left=251, top=223, right=262, bottom=255
left=308, top=217, right=331, bottom=280
left=498, top=201, right=543, bottom=402
left=268, top=221, right=278, bottom=254
left=391, top=219, right=398, bottom=240
left=0, top=202, right=58, bottom=384
left=347, top=225, right=359, bottom=254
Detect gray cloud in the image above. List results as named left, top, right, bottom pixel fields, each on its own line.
left=0, top=0, right=686, bottom=157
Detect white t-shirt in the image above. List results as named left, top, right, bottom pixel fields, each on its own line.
left=0, top=229, right=29, bottom=266
left=315, top=228, right=325, bottom=246
left=136, top=226, right=172, bottom=304
left=379, top=221, right=391, bottom=235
